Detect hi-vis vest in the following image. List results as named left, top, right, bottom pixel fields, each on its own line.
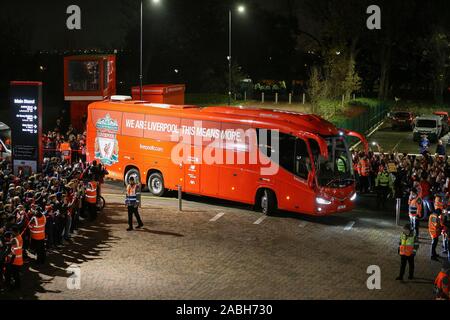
left=337, top=156, right=347, bottom=173
left=85, top=181, right=98, bottom=204
left=10, top=235, right=23, bottom=266
left=376, top=173, right=390, bottom=187
left=429, top=214, right=441, bottom=239
left=126, top=184, right=139, bottom=206
left=409, top=197, right=422, bottom=217
left=29, top=215, right=47, bottom=241
left=434, top=271, right=450, bottom=300
left=60, top=142, right=71, bottom=160
left=399, top=233, right=416, bottom=256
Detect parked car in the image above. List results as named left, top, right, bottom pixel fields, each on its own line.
left=413, top=115, right=443, bottom=142
left=388, top=111, right=415, bottom=130
left=433, top=111, right=450, bottom=135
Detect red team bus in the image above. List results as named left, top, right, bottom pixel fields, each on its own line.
left=86, top=99, right=368, bottom=216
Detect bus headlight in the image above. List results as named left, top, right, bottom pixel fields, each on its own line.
left=350, top=193, right=357, bottom=201
left=316, top=197, right=332, bottom=205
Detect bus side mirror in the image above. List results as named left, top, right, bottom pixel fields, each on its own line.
left=343, top=129, right=368, bottom=153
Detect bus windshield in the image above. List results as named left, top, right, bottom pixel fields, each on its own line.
left=310, top=137, right=353, bottom=188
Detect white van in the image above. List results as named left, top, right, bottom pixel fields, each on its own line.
left=0, top=122, right=11, bottom=158
left=413, top=115, right=443, bottom=142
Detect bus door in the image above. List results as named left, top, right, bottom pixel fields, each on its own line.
left=218, top=123, right=254, bottom=202
left=257, top=129, right=315, bottom=211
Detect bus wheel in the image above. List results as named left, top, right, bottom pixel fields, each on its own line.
left=125, top=168, right=140, bottom=186
left=260, top=189, right=277, bottom=216
left=148, top=172, right=165, bottom=197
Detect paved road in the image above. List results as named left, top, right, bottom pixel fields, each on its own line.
left=369, top=122, right=450, bottom=154
left=2, top=181, right=445, bottom=300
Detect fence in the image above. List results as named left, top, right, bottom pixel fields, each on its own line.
left=331, top=102, right=391, bottom=147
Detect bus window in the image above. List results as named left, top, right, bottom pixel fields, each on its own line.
left=294, top=139, right=310, bottom=180
left=257, top=129, right=272, bottom=158
left=278, top=133, right=296, bottom=174
left=258, top=130, right=310, bottom=180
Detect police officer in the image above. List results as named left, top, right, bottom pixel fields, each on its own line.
left=126, top=177, right=144, bottom=231
left=336, top=154, right=348, bottom=173
left=375, top=167, right=393, bottom=209
left=396, top=223, right=419, bottom=281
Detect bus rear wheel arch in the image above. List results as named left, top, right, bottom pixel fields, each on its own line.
left=255, top=188, right=277, bottom=216
left=147, top=171, right=165, bottom=197
left=124, top=167, right=141, bottom=186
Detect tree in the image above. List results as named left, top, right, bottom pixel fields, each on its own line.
left=307, top=67, right=328, bottom=105
left=426, top=32, right=450, bottom=104
left=343, top=58, right=362, bottom=100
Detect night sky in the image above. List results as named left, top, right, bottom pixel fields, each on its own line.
left=0, top=0, right=291, bottom=51
left=2, top=0, right=450, bottom=104
left=0, top=0, right=128, bottom=50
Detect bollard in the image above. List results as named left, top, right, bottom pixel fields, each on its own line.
left=289, top=93, right=292, bottom=104
left=262, top=92, right=265, bottom=103
left=234, top=93, right=237, bottom=101
left=275, top=92, right=278, bottom=104
left=353, top=93, right=356, bottom=100
left=178, top=185, right=182, bottom=212
left=244, top=91, right=247, bottom=101
left=302, top=93, right=306, bottom=104
left=396, top=198, right=401, bottom=226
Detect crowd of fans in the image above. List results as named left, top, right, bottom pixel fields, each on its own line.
left=0, top=118, right=108, bottom=292
left=352, top=137, right=450, bottom=299
left=43, top=117, right=87, bottom=164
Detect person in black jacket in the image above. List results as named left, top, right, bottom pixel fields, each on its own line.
left=436, top=140, right=447, bottom=156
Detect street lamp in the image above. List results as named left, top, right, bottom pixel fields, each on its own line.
left=228, top=4, right=246, bottom=105
left=140, top=0, right=161, bottom=100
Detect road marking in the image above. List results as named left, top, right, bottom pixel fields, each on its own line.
left=210, top=212, right=225, bottom=222
left=392, top=138, right=404, bottom=152
left=253, top=215, right=267, bottom=225
left=344, top=221, right=356, bottom=231
left=351, top=120, right=386, bottom=150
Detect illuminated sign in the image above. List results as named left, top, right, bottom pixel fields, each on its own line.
left=10, top=81, right=43, bottom=175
